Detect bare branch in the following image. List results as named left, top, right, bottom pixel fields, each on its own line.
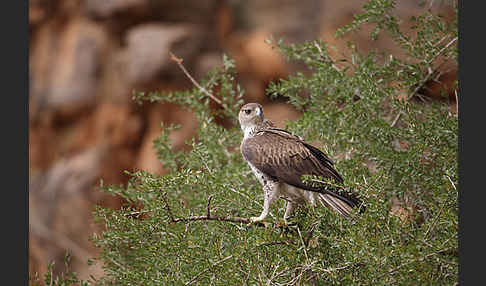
left=446, top=175, right=457, bottom=191
left=169, top=51, right=223, bottom=106
left=173, top=215, right=259, bottom=225
left=160, top=192, right=269, bottom=227
left=296, top=226, right=309, bottom=262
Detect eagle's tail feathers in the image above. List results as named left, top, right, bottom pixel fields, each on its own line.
left=318, top=193, right=353, bottom=217
left=317, top=189, right=364, bottom=217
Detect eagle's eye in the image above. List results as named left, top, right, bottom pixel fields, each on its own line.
left=244, top=109, right=251, bottom=115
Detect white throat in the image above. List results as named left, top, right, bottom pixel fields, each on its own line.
left=241, top=122, right=258, bottom=139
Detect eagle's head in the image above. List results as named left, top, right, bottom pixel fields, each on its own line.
left=238, top=103, right=265, bottom=136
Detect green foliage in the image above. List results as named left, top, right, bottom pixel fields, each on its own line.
left=30, top=254, right=90, bottom=286
left=38, top=1, right=458, bottom=285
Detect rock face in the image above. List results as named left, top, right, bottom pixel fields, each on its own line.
left=30, top=18, right=108, bottom=118
left=84, top=0, right=149, bottom=19
left=121, top=24, right=204, bottom=86
left=29, top=0, right=456, bottom=281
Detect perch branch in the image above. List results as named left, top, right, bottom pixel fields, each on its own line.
left=161, top=193, right=267, bottom=227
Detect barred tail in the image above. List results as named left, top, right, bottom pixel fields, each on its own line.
left=317, top=188, right=364, bottom=217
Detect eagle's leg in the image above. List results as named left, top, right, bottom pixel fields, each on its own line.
left=250, top=181, right=279, bottom=223
left=283, top=201, right=297, bottom=224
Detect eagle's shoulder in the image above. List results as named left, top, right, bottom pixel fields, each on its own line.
left=241, top=128, right=304, bottom=160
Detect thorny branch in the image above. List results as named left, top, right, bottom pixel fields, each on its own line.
left=160, top=192, right=267, bottom=227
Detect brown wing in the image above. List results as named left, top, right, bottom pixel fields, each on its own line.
left=241, top=129, right=344, bottom=191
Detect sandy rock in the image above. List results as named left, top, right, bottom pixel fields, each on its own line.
left=245, top=0, right=323, bottom=44
left=145, top=1, right=219, bottom=25
left=29, top=122, right=59, bottom=174
left=89, top=102, right=142, bottom=148
left=84, top=0, right=148, bottom=19
left=61, top=101, right=143, bottom=185
left=261, top=102, right=301, bottom=129
left=49, top=18, right=107, bottom=107
left=228, top=29, right=288, bottom=84
left=239, top=76, right=266, bottom=104
left=134, top=103, right=198, bottom=174
left=30, top=4, right=46, bottom=27
left=30, top=18, right=108, bottom=116
left=29, top=145, right=108, bottom=277
left=121, top=24, right=205, bottom=86
left=30, top=21, right=60, bottom=116
left=195, top=53, right=224, bottom=81
left=30, top=146, right=107, bottom=204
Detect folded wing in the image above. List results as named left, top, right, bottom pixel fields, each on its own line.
left=241, top=129, right=343, bottom=188
left=241, top=129, right=362, bottom=216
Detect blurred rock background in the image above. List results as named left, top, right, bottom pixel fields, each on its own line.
left=29, top=0, right=456, bottom=281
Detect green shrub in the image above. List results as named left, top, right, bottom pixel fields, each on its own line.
left=34, top=0, right=458, bottom=285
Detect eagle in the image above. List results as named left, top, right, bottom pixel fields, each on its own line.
left=238, top=103, right=362, bottom=223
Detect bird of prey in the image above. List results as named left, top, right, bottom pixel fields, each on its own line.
left=238, top=103, right=362, bottom=223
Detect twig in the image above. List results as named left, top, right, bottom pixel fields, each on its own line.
left=436, top=37, right=458, bottom=60
left=49, top=267, right=54, bottom=286
left=169, top=52, right=223, bottom=106
left=407, top=37, right=458, bottom=100
left=454, top=89, right=458, bottom=114
left=206, top=195, right=213, bottom=217
left=317, top=262, right=352, bottom=274
left=305, top=222, right=320, bottom=248
left=423, top=200, right=445, bottom=239
left=185, top=255, right=234, bottom=285
left=161, top=193, right=175, bottom=223
left=446, top=175, right=457, bottom=191
left=161, top=192, right=268, bottom=226
left=256, top=241, right=292, bottom=248
left=268, top=257, right=285, bottom=284
left=314, top=41, right=341, bottom=72
left=296, top=226, right=309, bottom=262
left=390, top=111, right=402, bottom=127
left=172, top=215, right=260, bottom=225
left=194, top=149, right=214, bottom=177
